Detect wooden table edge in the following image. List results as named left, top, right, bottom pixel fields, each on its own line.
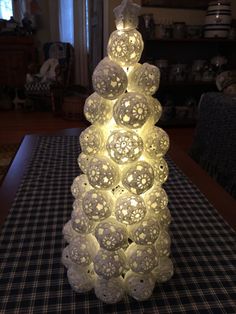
left=0, top=128, right=235, bottom=231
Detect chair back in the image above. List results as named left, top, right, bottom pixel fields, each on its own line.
left=189, top=92, right=236, bottom=198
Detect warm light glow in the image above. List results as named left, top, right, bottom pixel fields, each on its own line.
left=62, top=0, right=173, bottom=304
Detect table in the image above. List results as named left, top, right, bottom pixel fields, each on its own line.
left=0, top=129, right=235, bottom=313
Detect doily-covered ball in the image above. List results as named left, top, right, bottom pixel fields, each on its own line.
left=148, top=97, right=162, bottom=124
left=92, top=57, right=128, bottom=100
left=152, top=157, right=169, bottom=185
left=145, top=185, right=168, bottom=215
left=71, top=174, right=91, bottom=198
left=77, top=153, right=91, bottom=174
left=155, top=229, right=171, bottom=257
left=122, top=161, right=154, bottom=195
left=107, top=29, right=143, bottom=67
left=128, top=217, right=160, bottom=245
left=67, top=264, right=95, bottom=293
left=87, top=156, right=120, bottom=190
left=71, top=206, right=95, bottom=234
left=156, top=207, right=172, bottom=229
left=95, top=217, right=128, bottom=251
left=94, top=276, right=125, bottom=304
left=128, top=63, right=160, bottom=96
left=124, top=270, right=156, bottom=301
left=126, top=243, right=159, bottom=273
left=82, top=189, right=113, bottom=221
left=113, top=92, right=150, bottom=129
left=79, top=125, right=103, bottom=155
left=84, top=92, right=112, bottom=125
left=68, top=234, right=99, bottom=267
left=114, top=0, right=140, bottom=31
left=62, top=245, right=75, bottom=269
left=62, top=220, right=79, bottom=243
left=152, top=256, right=174, bottom=283
left=93, top=248, right=126, bottom=279
left=107, top=129, right=143, bottom=164
left=144, top=127, right=170, bottom=158
left=115, top=193, right=146, bottom=225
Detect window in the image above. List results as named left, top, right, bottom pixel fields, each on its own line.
left=59, top=0, right=74, bottom=45
left=0, top=0, right=13, bottom=20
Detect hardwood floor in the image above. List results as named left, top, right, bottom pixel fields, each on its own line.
left=0, top=110, right=195, bottom=152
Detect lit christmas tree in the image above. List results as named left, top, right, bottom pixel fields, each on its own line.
left=62, top=0, right=173, bottom=304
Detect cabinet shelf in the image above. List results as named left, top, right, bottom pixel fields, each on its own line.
left=146, top=38, right=236, bottom=44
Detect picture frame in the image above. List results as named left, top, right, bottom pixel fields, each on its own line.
left=141, top=0, right=210, bottom=10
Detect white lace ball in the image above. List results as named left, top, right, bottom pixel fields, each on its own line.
left=113, top=92, right=150, bottom=129
left=82, top=189, right=113, bottom=221
left=152, top=257, right=174, bottom=283
left=122, top=161, right=154, bottom=195
left=124, top=270, right=156, bottom=301
left=128, top=63, right=160, bottom=96
left=71, top=175, right=91, bottom=198
left=126, top=243, right=159, bottom=273
left=62, top=220, right=79, bottom=243
left=87, top=156, right=120, bottom=190
left=94, top=276, right=124, bottom=304
left=77, top=153, right=91, bottom=174
left=152, top=157, right=169, bottom=185
left=67, top=264, right=95, bottom=293
left=68, top=234, right=99, bottom=267
left=107, top=29, right=144, bottom=67
left=95, top=217, right=128, bottom=251
left=107, top=129, right=143, bottom=164
left=156, top=207, right=172, bottom=229
left=145, top=185, right=168, bottom=215
left=84, top=92, right=112, bottom=124
left=79, top=126, right=103, bottom=155
left=148, top=97, right=162, bottom=124
left=128, top=217, right=160, bottom=245
left=144, top=127, right=170, bottom=158
left=93, top=249, right=126, bottom=279
left=62, top=246, right=75, bottom=269
left=155, top=230, right=171, bottom=257
left=92, top=57, right=128, bottom=100
left=115, top=193, right=146, bottom=225
left=71, top=207, right=95, bottom=234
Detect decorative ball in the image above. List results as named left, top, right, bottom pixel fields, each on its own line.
left=144, top=127, right=170, bottom=158
left=68, top=234, right=99, bottom=267
left=62, top=220, right=79, bottom=243
left=152, top=157, right=169, bottom=185
left=71, top=207, right=95, bottom=234
left=62, top=245, right=75, bottom=269
left=84, top=92, right=112, bottom=125
left=92, top=57, right=128, bottom=100
left=77, top=153, right=91, bottom=174
left=152, top=257, right=174, bottom=283
left=155, top=207, right=172, bottom=229
left=122, top=161, right=154, bottom=195
left=124, top=270, right=156, bottom=301
left=115, top=193, right=146, bottom=225
left=93, top=248, right=126, bottom=279
left=113, top=92, right=150, bottom=129
left=148, top=97, right=162, bottom=124
left=79, top=125, right=103, bottom=155
left=128, top=217, right=160, bottom=245
left=155, top=230, right=171, bottom=257
left=113, top=0, right=140, bottom=31
left=145, top=185, right=168, bottom=215
left=95, top=217, right=128, bottom=251
left=107, top=129, right=143, bottom=164
left=67, top=264, right=95, bottom=293
left=126, top=243, right=159, bottom=273
left=94, top=276, right=124, bottom=304
left=107, top=29, right=144, bottom=67
left=87, top=156, right=120, bottom=189
left=82, top=189, right=113, bottom=221
left=71, top=174, right=91, bottom=198
left=128, top=62, right=160, bottom=96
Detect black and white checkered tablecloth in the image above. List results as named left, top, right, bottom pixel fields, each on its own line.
left=0, top=136, right=235, bottom=314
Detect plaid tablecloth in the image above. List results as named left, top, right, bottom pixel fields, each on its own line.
left=0, top=136, right=235, bottom=314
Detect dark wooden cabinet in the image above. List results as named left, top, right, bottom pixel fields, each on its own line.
left=142, top=38, right=236, bottom=126
left=0, top=36, right=35, bottom=88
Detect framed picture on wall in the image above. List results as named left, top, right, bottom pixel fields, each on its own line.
left=141, top=0, right=211, bottom=10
